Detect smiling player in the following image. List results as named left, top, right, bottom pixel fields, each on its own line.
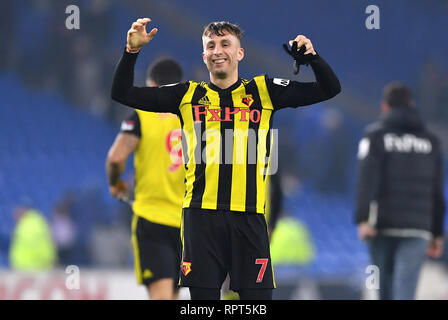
left=111, top=18, right=341, bottom=300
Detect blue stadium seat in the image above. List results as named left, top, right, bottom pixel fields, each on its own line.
left=0, top=74, right=120, bottom=266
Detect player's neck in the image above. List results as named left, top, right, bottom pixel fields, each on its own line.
left=209, top=72, right=239, bottom=90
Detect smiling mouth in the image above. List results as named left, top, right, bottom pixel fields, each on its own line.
left=212, top=58, right=226, bottom=65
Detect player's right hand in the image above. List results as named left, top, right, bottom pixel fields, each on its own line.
left=357, top=222, right=377, bottom=241
left=127, top=18, right=158, bottom=51
left=109, top=179, right=128, bottom=200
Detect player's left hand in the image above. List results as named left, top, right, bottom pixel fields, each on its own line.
left=288, top=35, right=316, bottom=56
left=427, top=237, right=444, bottom=258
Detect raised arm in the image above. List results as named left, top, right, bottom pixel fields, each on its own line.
left=268, top=35, right=341, bottom=110
left=111, top=18, right=187, bottom=113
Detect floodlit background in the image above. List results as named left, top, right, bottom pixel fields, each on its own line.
left=0, top=0, right=447, bottom=299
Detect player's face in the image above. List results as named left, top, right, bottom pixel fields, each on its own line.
left=202, top=30, right=244, bottom=80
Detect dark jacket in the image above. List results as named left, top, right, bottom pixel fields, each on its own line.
left=354, top=107, right=445, bottom=237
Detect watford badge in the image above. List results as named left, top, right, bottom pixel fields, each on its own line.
left=181, top=262, right=192, bottom=276
left=241, top=94, right=254, bottom=107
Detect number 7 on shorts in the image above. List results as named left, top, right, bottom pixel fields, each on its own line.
left=255, top=258, right=269, bottom=283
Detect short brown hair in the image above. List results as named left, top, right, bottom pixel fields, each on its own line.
left=382, top=82, right=414, bottom=108
left=202, top=21, right=243, bottom=43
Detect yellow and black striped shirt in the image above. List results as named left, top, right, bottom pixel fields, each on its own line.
left=178, top=78, right=275, bottom=213
left=120, top=110, right=185, bottom=227
left=112, top=50, right=341, bottom=214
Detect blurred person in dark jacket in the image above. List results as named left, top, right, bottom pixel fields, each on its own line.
left=354, top=82, right=446, bottom=300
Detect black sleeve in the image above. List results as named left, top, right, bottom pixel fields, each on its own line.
left=119, top=111, right=141, bottom=138
left=354, top=130, right=384, bottom=224
left=432, top=139, right=446, bottom=237
left=111, top=49, right=189, bottom=114
left=266, top=54, right=341, bottom=111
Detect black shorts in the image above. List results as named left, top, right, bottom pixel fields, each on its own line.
left=179, top=208, right=275, bottom=291
left=131, top=215, right=181, bottom=287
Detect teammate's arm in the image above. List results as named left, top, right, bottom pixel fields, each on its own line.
left=267, top=35, right=341, bottom=109
left=106, top=132, right=139, bottom=199
left=106, top=112, right=141, bottom=199
left=111, top=18, right=187, bottom=113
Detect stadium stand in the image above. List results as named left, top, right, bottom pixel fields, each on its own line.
left=0, top=73, right=121, bottom=266
left=0, top=1, right=447, bottom=287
